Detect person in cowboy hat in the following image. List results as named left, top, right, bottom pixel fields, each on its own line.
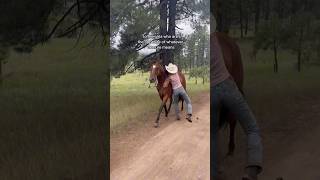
left=211, top=13, right=262, bottom=180
left=163, top=63, right=192, bottom=122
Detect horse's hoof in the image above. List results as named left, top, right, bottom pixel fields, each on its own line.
left=154, top=123, right=159, bottom=128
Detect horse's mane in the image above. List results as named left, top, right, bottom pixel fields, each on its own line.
left=157, top=63, right=168, bottom=79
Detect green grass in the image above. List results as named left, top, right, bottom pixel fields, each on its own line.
left=236, top=39, right=320, bottom=134
left=237, top=38, right=320, bottom=91
left=0, top=38, right=107, bottom=180
left=110, top=72, right=209, bottom=131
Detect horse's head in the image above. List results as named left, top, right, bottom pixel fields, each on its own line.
left=149, top=60, right=164, bottom=85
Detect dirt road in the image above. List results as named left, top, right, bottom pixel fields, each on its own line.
left=110, top=93, right=210, bottom=180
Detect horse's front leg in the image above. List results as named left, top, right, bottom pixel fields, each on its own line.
left=164, top=101, right=168, bottom=117
left=164, top=94, right=172, bottom=117
left=154, top=101, right=164, bottom=128
left=154, top=96, right=169, bottom=128
left=167, top=97, right=173, bottom=114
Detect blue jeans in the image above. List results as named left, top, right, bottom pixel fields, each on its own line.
left=211, top=78, right=263, bottom=177
left=173, top=86, right=192, bottom=118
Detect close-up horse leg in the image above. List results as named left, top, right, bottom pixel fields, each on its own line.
left=155, top=100, right=165, bottom=128
left=164, top=103, right=168, bottom=117
left=163, top=95, right=170, bottom=117
left=167, top=97, right=173, bottom=114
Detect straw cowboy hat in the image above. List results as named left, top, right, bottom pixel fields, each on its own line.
left=165, top=63, right=178, bottom=74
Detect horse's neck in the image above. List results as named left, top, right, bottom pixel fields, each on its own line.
left=156, top=72, right=167, bottom=89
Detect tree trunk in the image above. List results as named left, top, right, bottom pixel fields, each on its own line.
left=239, top=0, right=243, bottom=38
left=159, top=0, right=168, bottom=64
left=245, top=8, right=249, bottom=35
left=273, top=39, right=278, bottom=73
left=201, top=37, right=205, bottom=66
left=297, top=27, right=304, bottom=72
left=291, top=0, right=298, bottom=14
left=215, top=0, right=222, bottom=32
left=167, top=0, right=177, bottom=64
left=224, top=9, right=230, bottom=33
left=194, top=52, right=197, bottom=68
left=265, top=0, right=270, bottom=20
left=277, top=0, right=284, bottom=19
left=255, top=0, right=261, bottom=33
left=0, top=60, right=2, bottom=85
left=297, top=50, right=302, bottom=72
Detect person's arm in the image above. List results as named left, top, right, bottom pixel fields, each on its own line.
left=163, top=77, right=170, bottom=88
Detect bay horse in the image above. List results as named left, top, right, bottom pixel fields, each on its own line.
left=149, top=60, right=186, bottom=128
left=215, top=32, right=244, bottom=156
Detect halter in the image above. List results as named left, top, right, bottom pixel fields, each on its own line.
left=150, top=63, right=167, bottom=88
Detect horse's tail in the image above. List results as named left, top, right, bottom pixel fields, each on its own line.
left=180, top=97, right=184, bottom=111
left=239, top=87, right=245, bottom=97
left=219, top=107, right=229, bottom=128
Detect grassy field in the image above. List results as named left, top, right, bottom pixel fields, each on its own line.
left=235, top=38, right=320, bottom=137
left=0, top=38, right=107, bottom=179
left=238, top=38, right=320, bottom=96
left=110, top=72, right=209, bottom=132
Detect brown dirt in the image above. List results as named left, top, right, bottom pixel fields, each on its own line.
left=110, top=92, right=210, bottom=180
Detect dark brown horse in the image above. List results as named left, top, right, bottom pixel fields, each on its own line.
left=149, top=60, right=186, bottom=128
left=215, top=32, right=244, bottom=156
